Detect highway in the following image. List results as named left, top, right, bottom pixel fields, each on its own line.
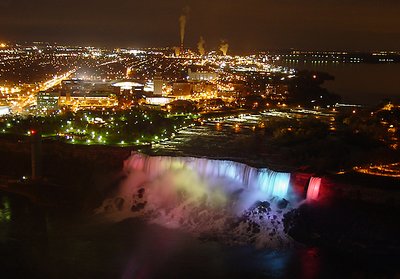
left=10, top=69, right=77, bottom=114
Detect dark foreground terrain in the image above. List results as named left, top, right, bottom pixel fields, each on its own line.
left=1, top=136, right=400, bottom=278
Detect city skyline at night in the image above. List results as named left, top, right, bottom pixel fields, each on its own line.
left=0, top=0, right=399, bottom=52
left=0, top=1, right=400, bottom=278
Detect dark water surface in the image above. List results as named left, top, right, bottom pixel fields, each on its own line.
left=1, top=191, right=399, bottom=279
left=278, top=62, right=400, bottom=105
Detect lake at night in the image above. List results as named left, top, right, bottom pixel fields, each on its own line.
left=277, top=62, right=400, bottom=106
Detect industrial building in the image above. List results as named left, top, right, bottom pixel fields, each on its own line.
left=188, top=68, right=218, bottom=81
left=59, top=91, right=118, bottom=109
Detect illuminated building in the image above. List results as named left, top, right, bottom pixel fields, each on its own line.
left=0, top=106, right=10, bottom=116
left=188, top=68, right=218, bottom=81
left=62, top=79, right=86, bottom=93
left=62, top=79, right=116, bottom=95
left=192, top=82, right=218, bottom=99
left=59, top=91, right=118, bottom=109
left=111, top=81, right=144, bottom=107
left=167, top=99, right=195, bottom=112
left=112, top=81, right=145, bottom=99
left=145, top=96, right=174, bottom=106
left=112, top=81, right=144, bottom=91
left=153, top=75, right=164, bottom=96
left=172, top=82, right=192, bottom=98
left=37, top=91, right=60, bottom=111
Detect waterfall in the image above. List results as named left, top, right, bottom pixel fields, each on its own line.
left=96, top=152, right=295, bottom=248
left=306, top=177, right=321, bottom=200
left=123, top=152, right=291, bottom=200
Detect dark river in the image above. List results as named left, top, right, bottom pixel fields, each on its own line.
left=1, top=192, right=399, bottom=279
left=278, top=62, right=400, bottom=106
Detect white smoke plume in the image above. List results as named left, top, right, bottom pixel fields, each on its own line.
left=197, top=36, right=205, bottom=56
left=219, top=41, right=229, bottom=56
left=179, top=6, right=190, bottom=47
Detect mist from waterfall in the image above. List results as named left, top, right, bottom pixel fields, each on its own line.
left=96, top=153, right=296, bottom=248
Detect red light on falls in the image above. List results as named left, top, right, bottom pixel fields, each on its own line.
left=307, top=177, right=321, bottom=200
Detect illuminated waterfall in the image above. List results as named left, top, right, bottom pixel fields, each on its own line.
left=306, top=177, right=321, bottom=200
left=97, top=152, right=295, bottom=248
left=123, top=152, right=291, bottom=199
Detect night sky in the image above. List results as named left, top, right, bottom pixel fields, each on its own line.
left=1, top=0, right=399, bottom=52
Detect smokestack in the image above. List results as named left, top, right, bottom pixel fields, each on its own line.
left=179, top=6, right=190, bottom=53
left=197, top=36, right=205, bottom=56
left=174, top=47, right=181, bottom=57
left=179, top=15, right=186, bottom=49
left=219, top=41, right=229, bottom=56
